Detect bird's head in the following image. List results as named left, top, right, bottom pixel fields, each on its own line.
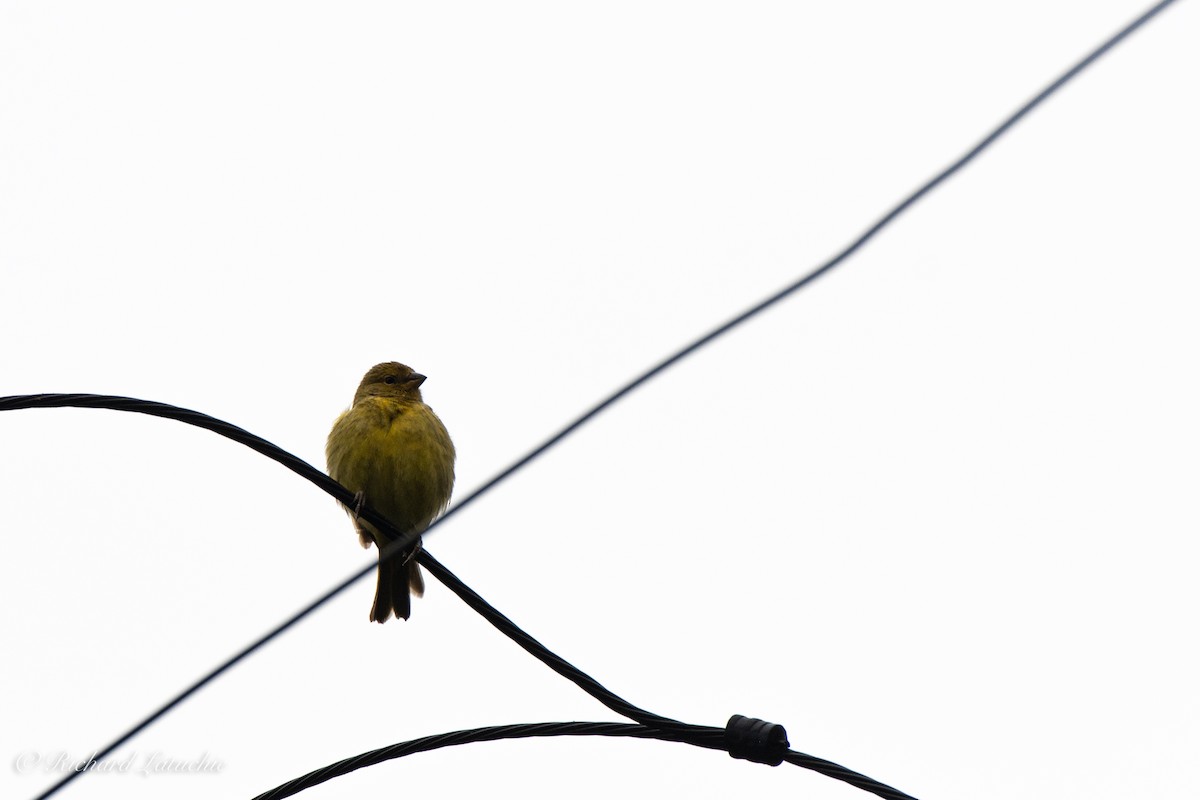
left=353, top=361, right=427, bottom=403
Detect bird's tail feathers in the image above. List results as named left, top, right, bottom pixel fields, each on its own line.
left=370, top=542, right=423, bottom=622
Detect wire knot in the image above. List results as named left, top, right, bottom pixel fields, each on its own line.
left=725, top=714, right=789, bottom=766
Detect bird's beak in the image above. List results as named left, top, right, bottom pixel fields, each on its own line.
left=409, top=373, right=427, bottom=387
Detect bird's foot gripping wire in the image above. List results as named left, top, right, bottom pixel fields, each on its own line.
left=401, top=536, right=424, bottom=566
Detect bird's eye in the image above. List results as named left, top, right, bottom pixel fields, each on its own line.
left=383, top=376, right=396, bottom=385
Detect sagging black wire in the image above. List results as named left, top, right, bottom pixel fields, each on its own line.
left=250, top=723, right=672, bottom=800
left=250, top=721, right=920, bottom=800
left=2, top=394, right=910, bottom=800
left=0, top=393, right=701, bottom=736
left=2, top=0, right=1180, bottom=797
left=420, top=551, right=699, bottom=735
left=0, top=393, right=418, bottom=553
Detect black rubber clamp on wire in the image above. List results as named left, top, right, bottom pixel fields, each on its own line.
left=725, top=714, right=789, bottom=766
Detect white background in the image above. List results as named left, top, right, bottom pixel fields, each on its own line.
left=2, top=2, right=1198, bottom=799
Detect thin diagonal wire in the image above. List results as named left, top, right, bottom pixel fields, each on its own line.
left=439, top=0, right=1182, bottom=528
left=7, top=1, right=1180, bottom=797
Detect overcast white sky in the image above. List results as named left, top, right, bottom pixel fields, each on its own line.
left=2, top=2, right=1198, bottom=799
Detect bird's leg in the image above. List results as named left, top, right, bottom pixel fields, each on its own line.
left=350, top=491, right=375, bottom=549
left=351, top=490, right=367, bottom=521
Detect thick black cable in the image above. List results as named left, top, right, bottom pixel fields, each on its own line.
left=3, top=1, right=1180, bottom=797
left=0, top=397, right=705, bottom=738
left=783, top=752, right=921, bottom=799
left=1, top=397, right=910, bottom=800
left=419, top=552, right=706, bottom=737
left=0, top=394, right=421, bottom=553
left=251, top=723, right=677, bottom=800
left=4, top=398, right=907, bottom=796
left=251, top=722, right=918, bottom=800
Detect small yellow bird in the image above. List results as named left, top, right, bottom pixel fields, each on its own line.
left=326, top=362, right=456, bottom=622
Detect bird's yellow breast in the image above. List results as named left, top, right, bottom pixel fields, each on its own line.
left=326, top=397, right=456, bottom=537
